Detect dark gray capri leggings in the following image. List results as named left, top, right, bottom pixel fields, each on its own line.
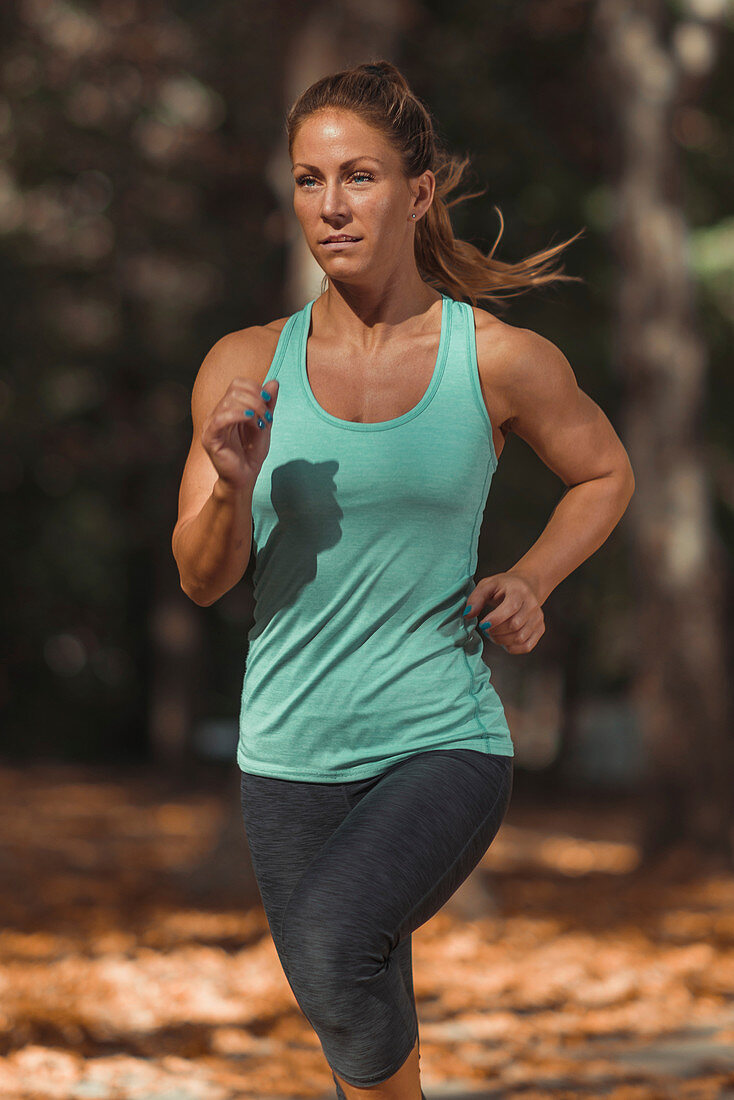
left=239, top=747, right=513, bottom=1096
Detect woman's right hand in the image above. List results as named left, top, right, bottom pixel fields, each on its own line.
left=201, top=378, right=280, bottom=491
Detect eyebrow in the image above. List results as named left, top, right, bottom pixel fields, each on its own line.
left=291, top=157, right=384, bottom=172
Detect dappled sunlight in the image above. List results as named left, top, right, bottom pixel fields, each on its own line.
left=2, top=764, right=733, bottom=1098
left=489, top=823, right=640, bottom=876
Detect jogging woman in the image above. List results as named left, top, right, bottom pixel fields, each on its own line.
left=172, top=60, right=635, bottom=1100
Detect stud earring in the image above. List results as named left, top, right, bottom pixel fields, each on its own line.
left=412, top=213, right=416, bottom=219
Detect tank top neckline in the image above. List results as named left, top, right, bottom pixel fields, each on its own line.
left=298, top=294, right=452, bottom=433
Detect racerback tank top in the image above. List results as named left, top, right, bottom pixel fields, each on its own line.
left=237, top=293, right=515, bottom=781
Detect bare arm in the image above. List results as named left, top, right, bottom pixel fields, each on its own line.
left=465, top=326, right=635, bottom=653
left=499, top=328, right=635, bottom=605
left=172, top=328, right=279, bottom=607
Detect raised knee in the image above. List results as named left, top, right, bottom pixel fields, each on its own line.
left=281, top=879, right=388, bottom=986
left=282, top=879, right=336, bottom=972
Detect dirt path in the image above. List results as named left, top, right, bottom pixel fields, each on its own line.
left=1, top=762, right=733, bottom=1099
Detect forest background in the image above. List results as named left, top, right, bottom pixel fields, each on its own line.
left=4, top=2, right=734, bottom=1097
left=2, top=0, right=734, bottom=861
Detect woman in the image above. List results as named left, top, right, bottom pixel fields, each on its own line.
left=172, top=60, right=634, bottom=1100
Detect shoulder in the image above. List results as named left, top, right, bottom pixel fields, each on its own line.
left=202, top=314, right=291, bottom=379
left=469, top=304, right=577, bottom=430
left=189, top=314, right=291, bottom=423
left=191, top=314, right=290, bottom=394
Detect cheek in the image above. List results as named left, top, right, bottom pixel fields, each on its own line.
left=293, top=192, right=311, bottom=217
left=356, top=193, right=403, bottom=230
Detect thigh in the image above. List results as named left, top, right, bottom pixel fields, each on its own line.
left=280, top=749, right=513, bottom=960
left=239, top=770, right=351, bottom=950
left=241, top=766, right=421, bottom=1098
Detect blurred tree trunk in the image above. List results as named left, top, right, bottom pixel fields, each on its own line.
left=592, top=0, right=733, bottom=864
left=149, top=531, right=203, bottom=768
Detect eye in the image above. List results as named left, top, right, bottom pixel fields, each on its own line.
left=294, top=171, right=375, bottom=188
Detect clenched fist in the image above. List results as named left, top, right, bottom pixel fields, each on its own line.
left=464, top=571, right=545, bottom=654
left=201, top=378, right=280, bottom=492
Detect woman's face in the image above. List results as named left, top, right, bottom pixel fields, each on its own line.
left=291, top=108, right=430, bottom=285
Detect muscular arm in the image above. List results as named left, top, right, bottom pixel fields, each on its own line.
left=172, top=327, right=271, bottom=606
left=478, top=325, right=635, bottom=604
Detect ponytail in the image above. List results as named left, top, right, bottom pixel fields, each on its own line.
left=286, top=59, right=584, bottom=308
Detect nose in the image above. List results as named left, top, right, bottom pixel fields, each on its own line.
left=320, top=179, right=350, bottom=223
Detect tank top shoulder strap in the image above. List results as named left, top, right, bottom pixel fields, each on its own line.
left=262, top=301, right=309, bottom=385
left=434, top=297, right=494, bottom=439
left=439, top=297, right=474, bottom=387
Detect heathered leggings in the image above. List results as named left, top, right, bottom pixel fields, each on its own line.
left=239, top=747, right=513, bottom=1095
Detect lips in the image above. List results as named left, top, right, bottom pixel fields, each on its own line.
left=321, top=235, right=361, bottom=244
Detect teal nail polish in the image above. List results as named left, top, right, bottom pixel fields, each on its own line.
left=244, top=409, right=255, bottom=416
left=462, top=606, right=472, bottom=616
left=265, top=411, right=273, bottom=422
left=261, top=389, right=271, bottom=402
left=257, top=418, right=265, bottom=428
left=479, top=620, right=492, bottom=630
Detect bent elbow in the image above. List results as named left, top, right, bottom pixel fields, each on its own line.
left=180, top=577, right=213, bottom=607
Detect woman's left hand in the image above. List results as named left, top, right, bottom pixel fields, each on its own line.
left=463, top=571, right=545, bottom=654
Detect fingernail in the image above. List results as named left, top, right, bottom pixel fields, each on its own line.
left=479, top=620, right=492, bottom=630
left=261, top=389, right=271, bottom=402
left=265, top=411, right=273, bottom=422
left=462, top=606, right=472, bottom=616
left=257, top=418, right=265, bottom=428
left=244, top=409, right=255, bottom=417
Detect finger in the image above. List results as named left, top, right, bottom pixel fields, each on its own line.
left=228, top=380, right=279, bottom=426
left=261, top=379, right=279, bottom=404
left=488, top=616, right=544, bottom=652
left=260, top=381, right=278, bottom=426
left=489, top=620, right=533, bottom=647
left=229, top=377, right=279, bottom=403
left=219, top=389, right=267, bottom=426
left=242, top=407, right=267, bottom=430
left=463, top=574, right=504, bottom=616
left=484, top=606, right=531, bottom=636
left=241, top=390, right=276, bottom=430
left=475, top=594, right=524, bottom=633
left=211, top=405, right=264, bottom=435
left=502, top=625, right=544, bottom=654
left=464, top=592, right=509, bottom=626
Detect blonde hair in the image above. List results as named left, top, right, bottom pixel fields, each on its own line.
left=286, top=59, right=585, bottom=308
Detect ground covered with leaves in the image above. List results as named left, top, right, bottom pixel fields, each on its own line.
left=1, top=762, right=733, bottom=1099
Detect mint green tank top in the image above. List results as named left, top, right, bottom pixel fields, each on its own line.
left=237, top=293, right=514, bottom=781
